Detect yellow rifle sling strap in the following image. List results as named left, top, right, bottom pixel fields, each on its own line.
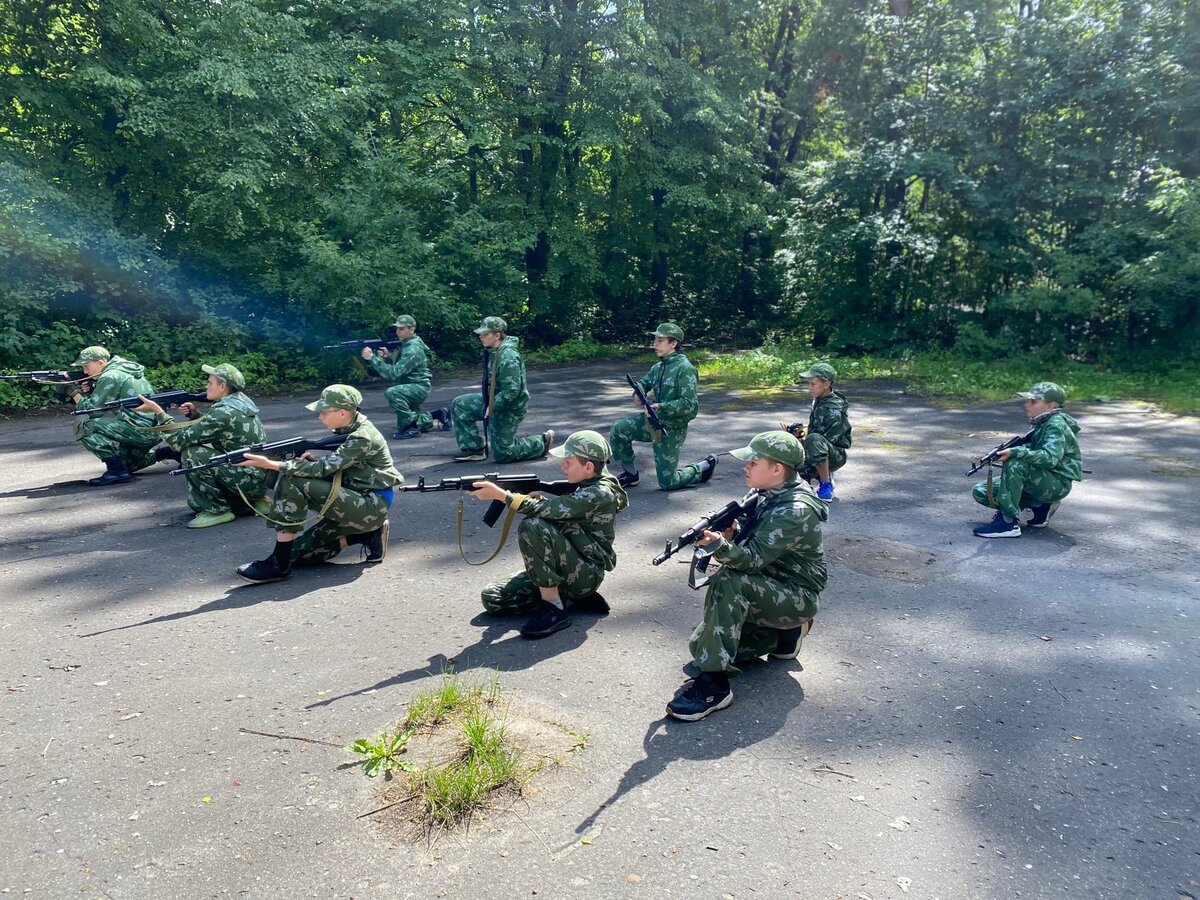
left=145, top=415, right=205, bottom=433
left=239, top=468, right=344, bottom=529
left=456, top=491, right=527, bottom=566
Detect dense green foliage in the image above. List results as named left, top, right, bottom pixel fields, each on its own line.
left=2, top=0, right=1196, bottom=407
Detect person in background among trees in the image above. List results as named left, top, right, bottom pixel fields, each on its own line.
left=450, top=316, right=553, bottom=464
left=668, top=431, right=826, bottom=722
left=135, top=362, right=272, bottom=529
left=360, top=314, right=445, bottom=441
left=609, top=323, right=716, bottom=490
left=782, top=362, right=851, bottom=502
left=468, top=430, right=627, bottom=639
left=69, top=345, right=164, bottom=486
left=971, top=381, right=1082, bottom=538
left=233, top=384, right=402, bottom=584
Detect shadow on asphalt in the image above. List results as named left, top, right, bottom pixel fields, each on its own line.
left=574, top=664, right=803, bottom=836
left=76, top=564, right=373, bottom=637
left=304, top=610, right=608, bottom=710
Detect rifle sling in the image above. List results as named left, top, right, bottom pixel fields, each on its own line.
left=146, top=415, right=205, bottom=433
left=238, top=468, right=344, bottom=529
left=456, top=491, right=527, bottom=566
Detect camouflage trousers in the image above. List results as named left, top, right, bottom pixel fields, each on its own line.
left=179, top=445, right=269, bottom=515
left=972, top=458, right=1074, bottom=520
left=797, top=434, right=846, bottom=480
left=75, top=417, right=160, bottom=471
left=480, top=518, right=605, bottom=615
left=450, top=393, right=544, bottom=463
left=689, top=567, right=819, bottom=674
left=384, top=383, right=434, bottom=432
left=268, top=473, right=390, bottom=566
left=609, top=414, right=701, bottom=491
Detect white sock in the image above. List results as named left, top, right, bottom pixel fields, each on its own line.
left=545, top=597, right=564, bottom=610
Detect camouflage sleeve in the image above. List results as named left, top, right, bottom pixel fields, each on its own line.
left=369, top=354, right=403, bottom=380
left=163, top=406, right=236, bottom=451
left=811, top=401, right=851, bottom=448
left=493, top=347, right=525, bottom=406
left=278, top=431, right=371, bottom=479
left=74, top=371, right=131, bottom=410
left=637, top=362, right=658, bottom=394
left=1009, top=420, right=1067, bottom=469
left=655, top=362, right=698, bottom=419
left=516, top=483, right=606, bottom=522
left=711, top=506, right=815, bottom=573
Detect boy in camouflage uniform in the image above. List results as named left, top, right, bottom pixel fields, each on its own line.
left=469, top=430, right=628, bottom=638
left=782, top=362, right=851, bottom=501
left=668, top=430, right=827, bottom=721
left=450, top=316, right=552, bottom=464
left=136, top=363, right=271, bottom=529
left=69, top=345, right=164, bottom=486
left=234, top=385, right=404, bottom=584
left=360, top=314, right=441, bottom=440
left=609, top=323, right=716, bottom=491
left=972, top=381, right=1082, bottom=538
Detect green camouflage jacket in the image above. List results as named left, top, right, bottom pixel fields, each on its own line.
left=73, top=356, right=156, bottom=428
left=1007, top=410, right=1082, bottom=481
left=514, top=471, right=629, bottom=571
left=713, top=478, right=828, bottom=594
left=278, top=413, right=404, bottom=490
left=485, top=335, right=529, bottom=413
left=157, top=392, right=266, bottom=452
left=637, top=351, right=698, bottom=427
left=370, top=336, right=432, bottom=390
left=808, top=391, right=852, bottom=449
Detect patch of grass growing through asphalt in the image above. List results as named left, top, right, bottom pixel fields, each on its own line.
left=349, top=672, right=562, bottom=835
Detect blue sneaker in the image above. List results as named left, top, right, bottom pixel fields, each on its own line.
left=816, top=481, right=835, bottom=501
left=973, top=512, right=1021, bottom=538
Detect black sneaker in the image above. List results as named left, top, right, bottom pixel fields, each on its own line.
left=570, top=592, right=610, bottom=615
left=88, top=455, right=133, bottom=486
left=430, top=407, right=453, bottom=432
left=393, top=425, right=421, bottom=440
left=667, top=673, right=733, bottom=721
left=1026, top=501, right=1060, bottom=529
left=769, top=618, right=814, bottom=660
left=154, top=445, right=182, bottom=465
left=236, top=557, right=291, bottom=584
left=361, top=520, right=389, bottom=564
left=519, top=603, right=570, bottom=639
left=617, top=471, right=640, bottom=488
left=972, top=512, right=1021, bottom=538
left=698, top=454, right=718, bottom=484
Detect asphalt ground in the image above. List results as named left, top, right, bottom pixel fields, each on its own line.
left=1, top=359, right=1197, bottom=899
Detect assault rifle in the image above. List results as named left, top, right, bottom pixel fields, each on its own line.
left=626, top=374, right=669, bottom=436
left=652, top=495, right=760, bottom=566
left=1, top=370, right=85, bottom=382
left=966, top=429, right=1035, bottom=476
left=322, top=339, right=401, bottom=353
left=171, top=433, right=348, bottom=476
left=71, top=388, right=208, bottom=416
left=401, top=473, right=576, bottom=527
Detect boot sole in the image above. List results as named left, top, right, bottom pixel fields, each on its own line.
left=235, top=569, right=288, bottom=584
left=520, top=616, right=571, bottom=639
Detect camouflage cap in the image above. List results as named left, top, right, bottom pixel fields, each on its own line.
left=393, top=315, right=417, bottom=329
left=729, top=430, right=807, bottom=468
left=798, top=362, right=837, bottom=382
left=305, top=383, right=363, bottom=412
left=648, top=322, right=685, bottom=342
left=72, top=345, right=110, bottom=366
left=1016, top=382, right=1066, bottom=405
left=474, top=316, right=508, bottom=335
left=549, top=429, right=612, bottom=463
left=202, top=363, right=246, bottom=392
